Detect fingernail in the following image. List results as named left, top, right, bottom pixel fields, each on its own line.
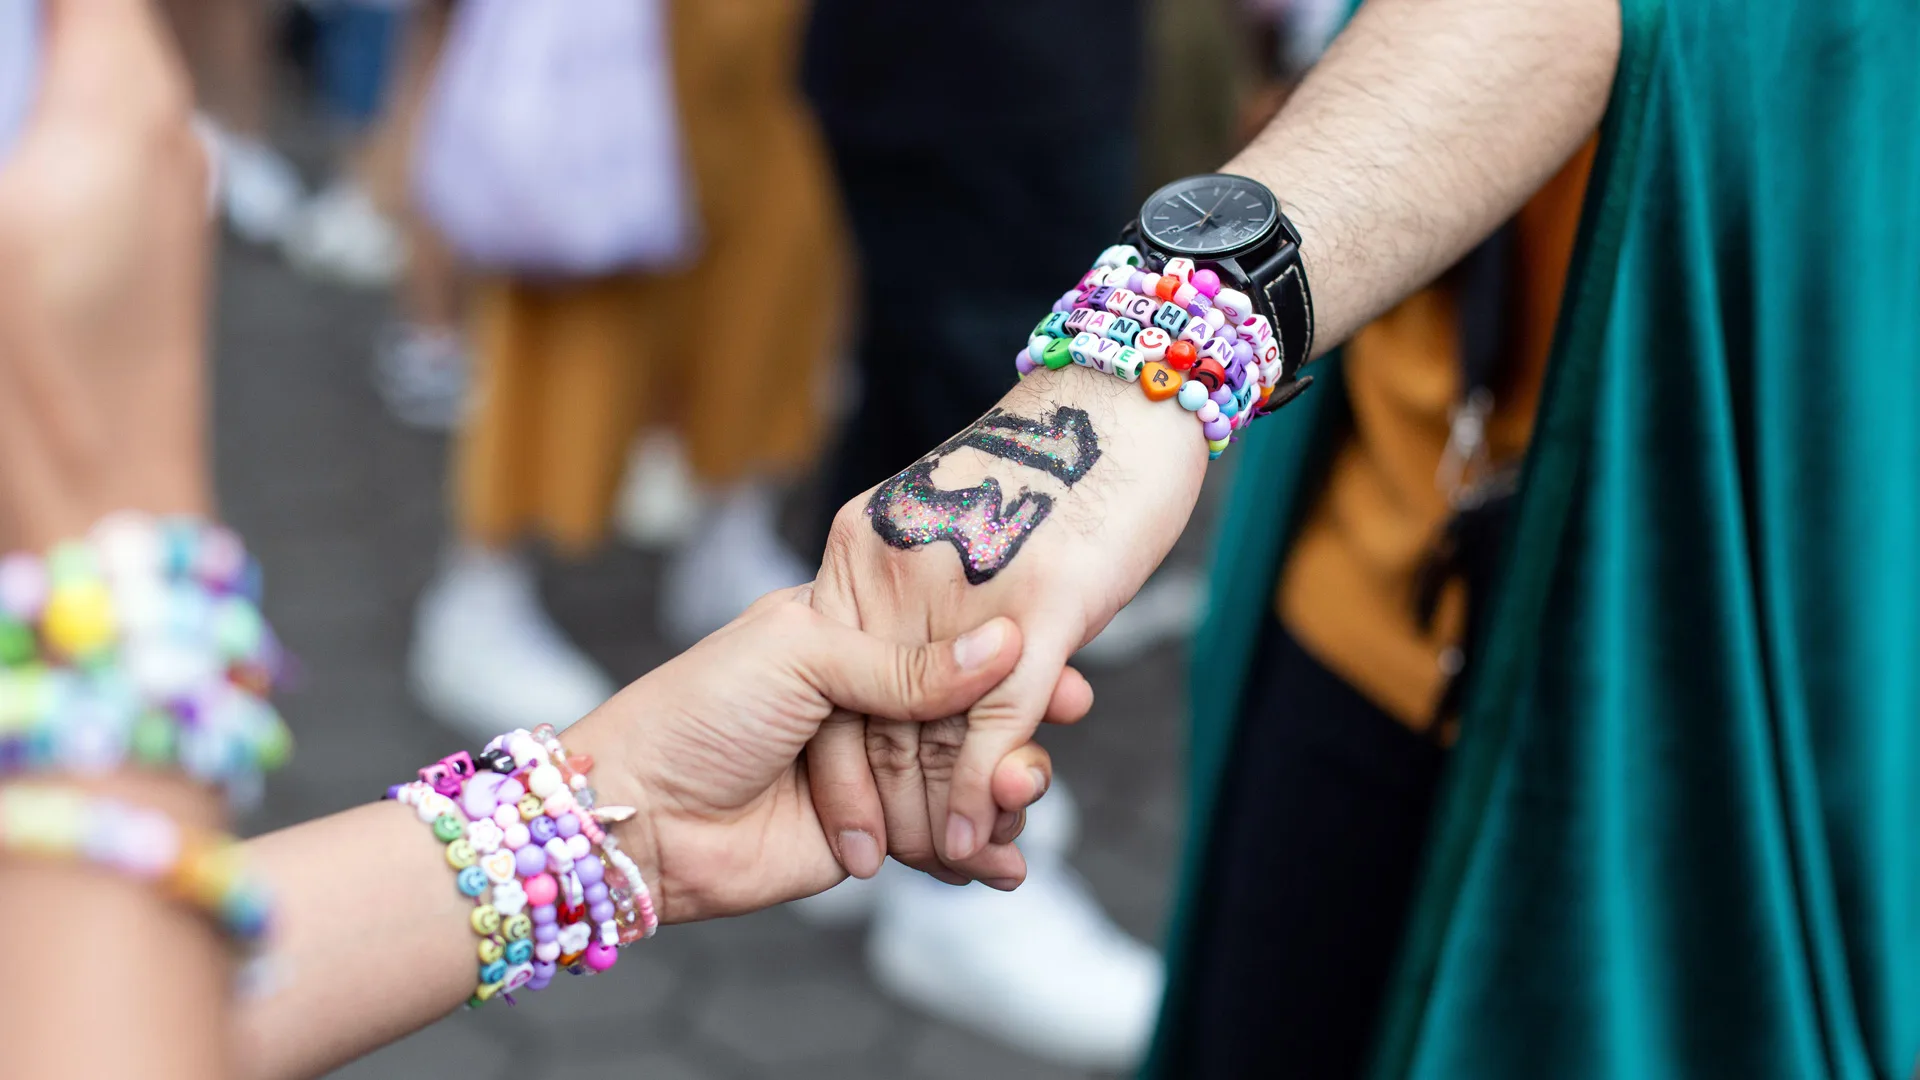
left=838, top=829, right=880, bottom=879
left=984, top=877, right=1022, bottom=892
left=1028, top=767, right=1050, bottom=800
left=952, top=621, right=1006, bottom=670
left=945, top=813, right=978, bottom=859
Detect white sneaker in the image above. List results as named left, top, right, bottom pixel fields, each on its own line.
left=372, top=322, right=469, bottom=432
left=216, top=130, right=305, bottom=246
left=614, top=432, right=704, bottom=551
left=1073, top=566, right=1206, bottom=667
left=790, top=780, right=1083, bottom=927
left=410, top=546, right=616, bottom=742
left=283, top=180, right=405, bottom=289
left=659, top=482, right=810, bottom=644
left=867, top=851, right=1165, bottom=1071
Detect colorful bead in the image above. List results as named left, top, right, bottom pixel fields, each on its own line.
left=1105, top=317, right=1140, bottom=346
left=471, top=905, right=503, bottom=936
left=445, top=838, right=478, bottom=869
left=432, top=813, right=466, bottom=843
left=1190, top=357, right=1229, bottom=393
left=1192, top=268, right=1223, bottom=297
left=1140, top=362, right=1182, bottom=401
left=1041, top=338, right=1074, bottom=370
left=1036, top=311, right=1070, bottom=339
left=1177, top=381, right=1210, bottom=411
left=1152, top=302, right=1189, bottom=337
left=1112, top=347, right=1143, bottom=382
left=1166, top=340, right=1199, bottom=372
left=42, top=581, right=115, bottom=659
left=456, top=866, right=489, bottom=897
left=1162, top=257, right=1195, bottom=284
left=1214, top=288, right=1253, bottom=323
left=481, top=849, right=519, bottom=884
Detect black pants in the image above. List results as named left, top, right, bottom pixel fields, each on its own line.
left=1166, top=623, right=1449, bottom=1078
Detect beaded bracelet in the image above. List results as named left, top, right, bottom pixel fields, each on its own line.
left=1015, top=245, right=1284, bottom=459
left=0, top=513, right=292, bottom=809
left=389, top=729, right=651, bottom=1007
left=0, top=782, right=272, bottom=948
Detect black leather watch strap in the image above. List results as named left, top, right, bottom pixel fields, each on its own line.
left=1245, top=215, right=1315, bottom=386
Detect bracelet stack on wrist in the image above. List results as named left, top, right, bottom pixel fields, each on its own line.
left=0, top=513, right=290, bottom=967
left=389, top=724, right=655, bottom=1007
left=1015, top=244, right=1287, bottom=459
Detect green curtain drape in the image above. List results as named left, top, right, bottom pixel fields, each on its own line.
left=1151, top=0, right=1920, bottom=1075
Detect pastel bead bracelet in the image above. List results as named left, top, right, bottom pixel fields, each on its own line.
left=390, top=727, right=652, bottom=1007
left=0, top=513, right=292, bottom=809
left=1016, top=245, right=1285, bottom=459
left=0, top=782, right=272, bottom=948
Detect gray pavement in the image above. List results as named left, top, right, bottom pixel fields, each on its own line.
left=212, top=234, right=1205, bottom=1078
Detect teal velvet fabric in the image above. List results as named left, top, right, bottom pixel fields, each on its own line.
left=1152, top=0, right=1920, bottom=1075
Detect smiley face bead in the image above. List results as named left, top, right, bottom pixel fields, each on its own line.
left=445, top=838, right=477, bottom=870
left=478, top=936, right=505, bottom=965
left=517, top=794, right=543, bottom=822
left=471, top=904, right=503, bottom=936
left=431, top=813, right=465, bottom=843
left=456, top=866, right=489, bottom=898
left=503, top=913, right=533, bottom=941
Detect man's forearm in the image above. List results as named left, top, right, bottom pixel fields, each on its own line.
left=1233, top=0, right=1621, bottom=358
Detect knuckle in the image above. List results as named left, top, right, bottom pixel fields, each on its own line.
left=916, top=717, right=966, bottom=784
left=864, top=724, right=921, bottom=780
left=891, top=644, right=935, bottom=715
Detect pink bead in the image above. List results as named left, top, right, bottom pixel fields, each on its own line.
left=493, top=804, right=519, bottom=829
left=534, top=941, right=560, bottom=963
left=1173, top=284, right=1199, bottom=307
left=1192, top=268, right=1222, bottom=298
left=1016, top=350, right=1038, bottom=375
left=524, top=873, right=558, bottom=907
left=582, top=942, right=619, bottom=972
left=1197, top=401, right=1221, bottom=424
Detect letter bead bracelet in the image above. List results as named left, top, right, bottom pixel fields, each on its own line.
left=1015, top=246, right=1287, bottom=459
left=389, top=725, right=656, bottom=1007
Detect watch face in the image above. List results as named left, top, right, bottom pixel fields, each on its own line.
left=1138, top=174, right=1278, bottom=257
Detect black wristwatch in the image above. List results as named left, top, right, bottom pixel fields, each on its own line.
left=1122, top=173, right=1317, bottom=412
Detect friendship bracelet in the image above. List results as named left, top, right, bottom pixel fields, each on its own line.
left=389, top=729, right=649, bottom=1007
left=0, top=782, right=272, bottom=949
left=1015, top=245, right=1285, bottom=459
left=0, top=513, right=292, bottom=809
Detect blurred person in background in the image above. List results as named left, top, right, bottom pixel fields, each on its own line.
left=409, top=0, right=845, bottom=741
left=161, top=0, right=306, bottom=244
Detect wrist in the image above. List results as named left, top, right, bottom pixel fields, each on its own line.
left=552, top=713, right=669, bottom=924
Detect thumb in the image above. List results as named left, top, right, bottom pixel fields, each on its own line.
left=934, top=627, right=1077, bottom=864
left=798, top=613, right=1024, bottom=721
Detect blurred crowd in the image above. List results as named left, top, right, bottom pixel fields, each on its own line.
left=145, top=0, right=1339, bottom=1072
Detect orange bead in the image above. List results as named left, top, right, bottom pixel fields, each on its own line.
left=1154, top=276, right=1180, bottom=301
left=1140, top=362, right=1182, bottom=401
left=1166, top=339, right=1198, bottom=371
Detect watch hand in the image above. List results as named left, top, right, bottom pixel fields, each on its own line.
left=1177, top=193, right=1210, bottom=220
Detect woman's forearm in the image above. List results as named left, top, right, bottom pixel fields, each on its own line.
left=235, top=802, right=475, bottom=1080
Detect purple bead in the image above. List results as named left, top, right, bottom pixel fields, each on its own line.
left=531, top=904, right=557, bottom=925
left=1203, top=418, right=1232, bottom=441
left=534, top=923, right=559, bottom=943
left=462, top=772, right=507, bottom=820
left=589, top=900, right=616, bottom=924
left=583, top=881, right=609, bottom=904
left=1086, top=285, right=1114, bottom=310
left=496, top=778, right=526, bottom=804
left=528, top=815, right=558, bottom=844
left=533, top=960, right=558, bottom=979
left=1052, top=298, right=1071, bottom=314
left=384, top=784, right=406, bottom=800
left=1210, top=387, right=1235, bottom=407
left=1232, top=340, right=1254, bottom=365
left=1126, top=271, right=1148, bottom=293
left=1016, top=350, right=1037, bottom=375
left=555, top=813, right=580, bottom=839
left=514, top=844, right=548, bottom=878
left=574, top=856, right=603, bottom=885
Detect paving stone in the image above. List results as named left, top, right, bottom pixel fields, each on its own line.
left=694, top=974, right=893, bottom=1066
left=905, top=1023, right=1107, bottom=1080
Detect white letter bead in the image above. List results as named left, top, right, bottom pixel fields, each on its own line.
left=1112, top=347, right=1143, bottom=381
left=1163, top=257, right=1195, bottom=284
left=1105, top=288, right=1137, bottom=315
left=1243, top=314, right=1273, bottom=342
left=1068, top=332, right=1104, bottom=367
left=1203, top=308, right=1226, bottom=331
left=1215, top=288, right=1253, bottom=323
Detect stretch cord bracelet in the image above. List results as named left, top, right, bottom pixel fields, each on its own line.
left=0, top=513, right=293, bottom=810
left=1015, top=246, right=1285, bottom=459
left=0, top=783, right=272, bottom=949
left=388, top=729, right=652, bottom=1007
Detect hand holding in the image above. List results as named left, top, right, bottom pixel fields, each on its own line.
left=562, top=587, right=1025, bottom=923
